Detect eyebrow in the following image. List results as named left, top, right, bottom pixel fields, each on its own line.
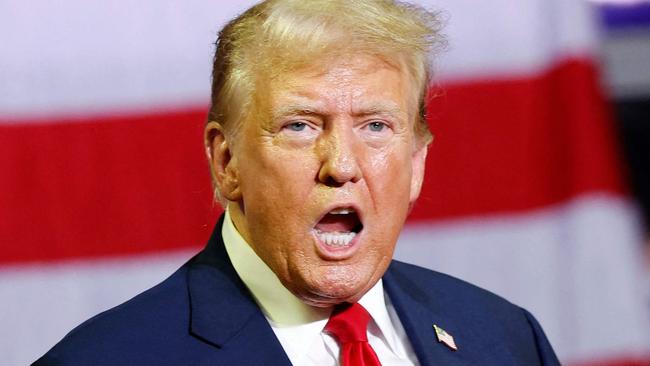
left=272, top=102, right=406, bottom=121
left=353, top=103, right=405, bottom=118
left=272, top=104, right=325, bottom=120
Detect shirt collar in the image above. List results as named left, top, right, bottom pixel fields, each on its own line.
left=358, top=278, right=403, bottom=355
left=222, top=207, right=400, bottom=352
left=222, top=207, right=330, bottom=325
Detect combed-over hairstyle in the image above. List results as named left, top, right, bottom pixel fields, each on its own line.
left=208, top=0, right=444, bottom=145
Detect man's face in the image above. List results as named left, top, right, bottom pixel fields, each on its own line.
left=213, top=54, right=427, bottom=307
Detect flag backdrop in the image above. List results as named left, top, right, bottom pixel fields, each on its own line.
left=1, top=1, right=649, bottom=365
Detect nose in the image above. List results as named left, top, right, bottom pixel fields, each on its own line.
left=317, top=127, right=362, bottom=186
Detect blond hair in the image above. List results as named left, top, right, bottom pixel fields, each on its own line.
left=208, top=0, right=445, bottom=145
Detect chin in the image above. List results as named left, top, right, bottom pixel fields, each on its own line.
left=292, top=265, right=380, bottom=307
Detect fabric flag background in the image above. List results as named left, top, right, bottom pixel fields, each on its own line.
left=1, top=1, right=649, bottom=365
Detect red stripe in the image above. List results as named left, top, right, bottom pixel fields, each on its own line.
left=0, top=109, right=221, bottom=264
left=0, top=58, right=625, bottom=264
left=572, top=357, right=650, bottom=366
left=410, top=59, right=627, bottom=221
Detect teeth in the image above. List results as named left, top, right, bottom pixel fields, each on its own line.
left=314, top=230, right=356, bottom=247
left=329, top=207, right=355, bottom=215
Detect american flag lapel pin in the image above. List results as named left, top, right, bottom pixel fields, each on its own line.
left=433, top=324, right=458, bottom=351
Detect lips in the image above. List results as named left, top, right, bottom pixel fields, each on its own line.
left=313, top=206, right=363, bottom=251
left=315, top=208, right=363, bottom=233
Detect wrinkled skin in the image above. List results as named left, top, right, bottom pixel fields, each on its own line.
left=206, top=55, right=427, bottom=307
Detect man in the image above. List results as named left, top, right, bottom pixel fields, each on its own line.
left=34, top=0, right=560, bottom=365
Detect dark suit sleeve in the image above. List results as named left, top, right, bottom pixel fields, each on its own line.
left=523, top=308, right=561, bottom=365
left=32, top=354, right=60, bottom=366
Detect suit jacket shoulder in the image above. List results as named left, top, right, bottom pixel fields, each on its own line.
left=33, top=265, right=208, bottom=365
left=33, top=219, right=292, bottom=366
left=384, top=260, right=560, bottom=366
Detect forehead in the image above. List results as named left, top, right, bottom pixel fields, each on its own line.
left=263, top=55, right=415, bottom=117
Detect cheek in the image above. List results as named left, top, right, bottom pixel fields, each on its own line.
left=363, top=148, right=413, bottom=250
left=366, top=151, right=411, bottom=232
left=238, top=145, right=321, bottom=247
left=242, top=146, right=317, bottom=198
left=367, top=148, right=413, bottom=200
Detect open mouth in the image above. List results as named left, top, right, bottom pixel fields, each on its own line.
left=313, top=207, right=363, bottom=248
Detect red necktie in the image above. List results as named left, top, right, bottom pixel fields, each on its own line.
left=325, top=303, right=382, bottom=366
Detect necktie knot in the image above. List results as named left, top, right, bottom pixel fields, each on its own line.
left=325, top=302, right=371, bottom=343
left=324, top=303, right=382, bottom=365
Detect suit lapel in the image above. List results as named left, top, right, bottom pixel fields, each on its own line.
left=383, top=262, right=473, bottom=366
left=187, top=216, right=292, bottom=365
left=186, top=219, right=476, bottom=365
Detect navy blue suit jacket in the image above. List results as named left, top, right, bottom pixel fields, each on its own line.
left=34, top=217, right=560, bottom=365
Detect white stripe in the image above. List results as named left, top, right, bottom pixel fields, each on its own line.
left=395, top=194, right=650, bottom=363
left=0, top=0, right=259, bottom=119
left=0, top=249, right=197, bottom=366
left=0, top=0, right=598, bottom=119
left=431, top=0, right=599, bottom=82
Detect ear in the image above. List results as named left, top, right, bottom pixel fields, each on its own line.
left=408, top=142, right=428, bottom=208
left=205, top=121, right=242, bottom=202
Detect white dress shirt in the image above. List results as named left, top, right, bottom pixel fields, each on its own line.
left=222, top=208, right=419, bottom=365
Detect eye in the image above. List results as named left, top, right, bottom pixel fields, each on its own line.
left=279, top=120, right=319, bottom=142
left=285, top=122, right=308, bottom=132
left=367, top=121, right=387, bottom=132
left=358, top=119, right=394, bottom=147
